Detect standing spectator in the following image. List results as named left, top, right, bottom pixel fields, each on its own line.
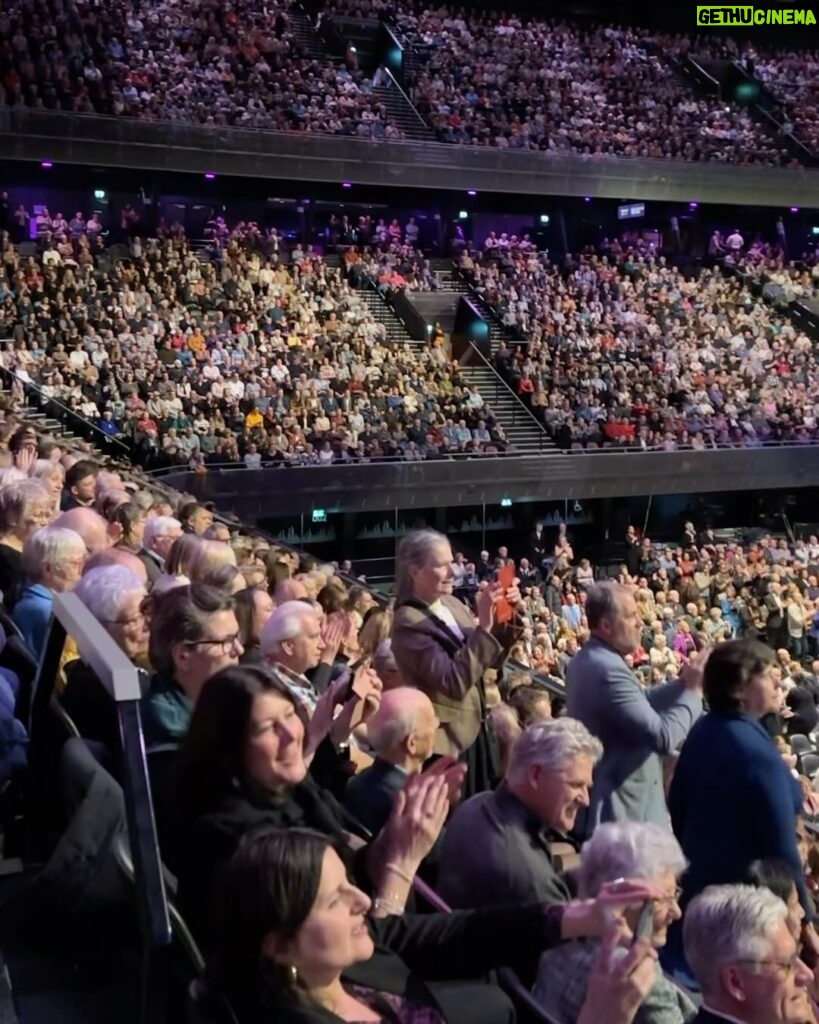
left=567, top=583, right=704, bottom=835
left=666, top=640, right=809, bottom=980
left=391, top=529, right=519, bottom=795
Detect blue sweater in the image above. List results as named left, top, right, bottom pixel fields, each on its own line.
left=668, top=710, right=807, bottom=910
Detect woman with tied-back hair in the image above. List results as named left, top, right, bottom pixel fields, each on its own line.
left=207, top=827, right=661, bottom=1024
left=391, top=529, right=520, bottom=796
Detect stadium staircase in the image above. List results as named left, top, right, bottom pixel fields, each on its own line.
left=372, top=75, right=435, bottom=141
left=359, top=277, right=553, bottom=455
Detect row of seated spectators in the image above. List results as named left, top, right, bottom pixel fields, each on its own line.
left=728, top=241, right=819, bottom=310
left=1, top=0, right=803, bottom=167
left=0, top=411, right=654, bottom=1024
left=675, top=34, right=819, bottom=158
left=0, top=216, right=514, bottom=468
left=7, top=410, right=819, bottom=1023
left=0, top=0, right=402, bottom=139
left=392, top=5, right=794, bottom=163
left=455, top=236, right=819, bottom=449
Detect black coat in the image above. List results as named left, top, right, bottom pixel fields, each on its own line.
left=174, top=773, right=368, bottom=952
left=229, top=903, right=564, bottom=1024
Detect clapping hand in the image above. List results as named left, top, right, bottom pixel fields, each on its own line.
left=377, top=771, right=450, bottom=878
left=13, top=445, right=37, bottom=475
left=679, top=645, right=711, bottom=691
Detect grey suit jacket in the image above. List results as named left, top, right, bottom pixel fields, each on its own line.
left=566, top=636, right=702, bottom=834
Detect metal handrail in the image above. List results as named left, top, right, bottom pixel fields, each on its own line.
left=141, top=436, right=819, bottom=475
left=464, top=341, right=551, bottom=452
left=0, top=105, right=812, bottom=171
left=382, top=66, right=430, bottom=132
left=0, top=365, right=132, bottom=459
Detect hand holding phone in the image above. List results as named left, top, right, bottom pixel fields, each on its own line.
left=631, top=901, right=655, bottom=948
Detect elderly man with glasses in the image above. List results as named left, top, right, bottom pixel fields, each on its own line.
left=684, top=884, right=814, bottom=1024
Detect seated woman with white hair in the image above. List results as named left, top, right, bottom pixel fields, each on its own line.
left=533, top=820, right=696, bottom=1024
left=61, top=565, right=150, bottom=773
left=13, top=526, right=86, bottom=658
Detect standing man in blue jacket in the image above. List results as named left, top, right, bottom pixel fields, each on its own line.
left=567, top=582, right=705, bottom=836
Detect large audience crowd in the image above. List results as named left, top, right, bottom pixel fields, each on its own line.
left=3, top=195, right=819, bottom=462
left=1, top=404, right=819, bottom=1023
left=0, top=208, right=513, bottom=468
left=3, top=0, right=814, bottom=168
left=458, top=237, right=819, bottom=449
left=0, top=0, right=401, bottom=139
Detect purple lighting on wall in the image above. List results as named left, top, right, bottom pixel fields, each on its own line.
left=204, top=171, right=216, bottom=180
left=342, top=181, right=352, bottom=189
left=41, top=161, right=53, bottom=169
left=584, top=196, right=591, bottom=202
left=689, top=201, right=698, bottom=209
left=791, top=206, right=799, bottom=212
left=467, top=189, right=477, bottom=196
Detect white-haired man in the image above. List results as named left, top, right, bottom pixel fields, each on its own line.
left=140, top=514, right=182, bottom=583
left=260, top=599, right=327, bottom=712
left=684, top=884, right=813, bottom=1024
left=437, top=718, right=602, bottom=908
left=343, top=687, right=438, bottom=834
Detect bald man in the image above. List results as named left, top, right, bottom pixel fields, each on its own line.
left=273, top=576, right=308, bottom=604
left=343, top=687, right=439, bottom=835
left=54, top=507, right=113, bottom=555
left=84, top=547, right=149, bottom=587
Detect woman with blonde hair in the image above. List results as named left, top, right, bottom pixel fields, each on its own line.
left=188, top=538, right=238, bottom=584
left=31, top=458, right=65, bottom=516
left=358, top=606, right=393, bottom=660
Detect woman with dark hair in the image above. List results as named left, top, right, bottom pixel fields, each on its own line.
left=112, top=501, right=147, bottom=554
left=743, top=858, right=806, bottom=942
left=234, top=587, right=274, bottom=664
left=208, top=827, right=661, bottom=1024
left=665, top=638, right=808, bottom=978
left=171, top=665, right=456, bottom=953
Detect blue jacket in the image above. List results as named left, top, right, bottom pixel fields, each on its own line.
left=669, top=711, right=807, bottom=910
left=12, top=582, right=54, bottom=658
left=567, top=636, right=702, bottom=834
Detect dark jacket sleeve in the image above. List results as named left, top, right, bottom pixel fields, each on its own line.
left=371, top=903, right=563, bottom=979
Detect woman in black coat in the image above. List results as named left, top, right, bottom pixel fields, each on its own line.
left=208, top=827, right=661, bottom=1024
left=170, top=665, right=455, bottom=951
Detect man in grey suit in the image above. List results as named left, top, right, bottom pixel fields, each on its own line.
left=567, top=583, right=704, bottom=835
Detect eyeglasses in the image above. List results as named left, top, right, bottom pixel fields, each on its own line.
left=183, top=633, right=241, bottom=653
left=656, top=886, right=683, bottom=905
left=733, top=956, right=800, bottom=977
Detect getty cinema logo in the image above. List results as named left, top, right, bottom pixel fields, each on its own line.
left=697, top=5, right=817, bottom=23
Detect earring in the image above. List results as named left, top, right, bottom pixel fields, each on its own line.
left=289, top=965, right=298, bottom=984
